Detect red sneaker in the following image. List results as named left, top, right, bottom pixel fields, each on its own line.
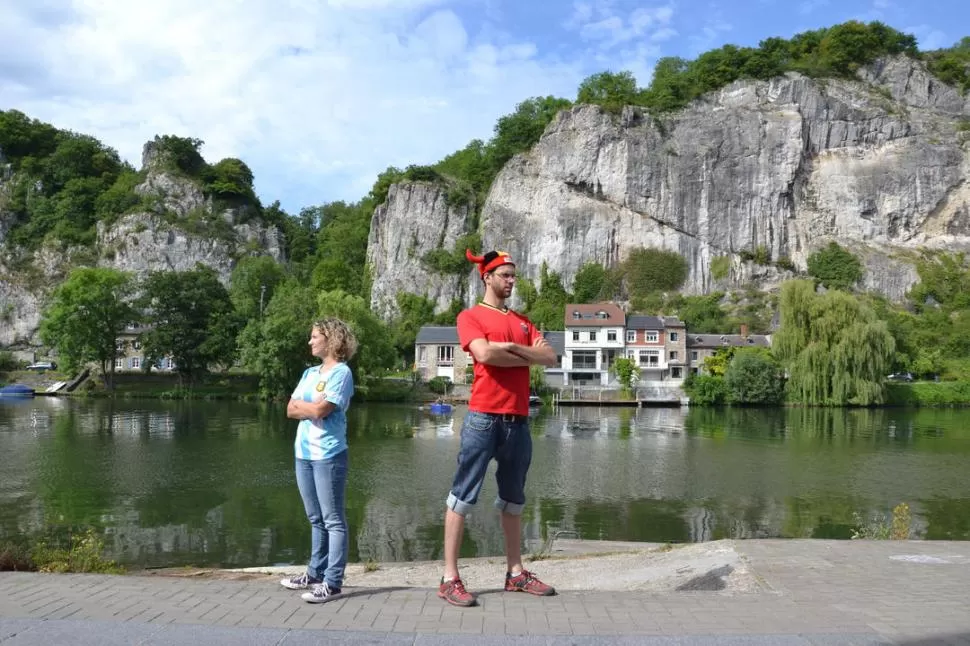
left=438, top=577, right=477, bottom=607
left=505, top=569, right=556, bottom=596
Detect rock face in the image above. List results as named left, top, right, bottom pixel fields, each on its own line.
left=479, top=57, right=969, bottom=303
left=367, top=57, right=969, bottom=316
left=0, top=143, right=284, bottom=349
left=366, top=182, right=472, bottom=319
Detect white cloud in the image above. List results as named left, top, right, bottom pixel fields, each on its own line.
left=0, top=0, right=588, bottom=211
left=566, top=1, right=677, bottom=51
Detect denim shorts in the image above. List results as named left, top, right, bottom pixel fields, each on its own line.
left=446, top=410, right=533, bottom=516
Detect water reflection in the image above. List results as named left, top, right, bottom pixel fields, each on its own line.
left=1, top=398, right=969, bottom=569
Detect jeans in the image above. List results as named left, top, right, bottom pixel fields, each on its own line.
left=294, top=451, right=348, bottom=588
left=446, top=411, right=533, bottom=517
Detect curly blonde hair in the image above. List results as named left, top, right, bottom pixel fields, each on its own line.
left=313, top=317, right=359, bottom=362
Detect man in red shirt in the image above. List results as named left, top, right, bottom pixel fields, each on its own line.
left=438, top=249, right=558, bottom=607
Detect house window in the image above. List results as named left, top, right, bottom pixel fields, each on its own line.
left=165, top=358, right=176, bottom=370
left=645, top=331, right=658, bottom=343
left=669, top=332, right=679, bottom=342
left=589, top=330, right=597, bottom=342
left=572, top=351, right=597, bottom=370
left=671, top=367, right=683, bottom=378
left=626, top=330, right=636, bottom=343
left=418, top=346, right=427, bottom=366
left=133, top=340, right=141, bottom=350
left=691, top=350, right=698, bottom=361
left=607, top=330, right=617, bottom=342
left=638, top=350, right=659, bottom=366
left=130, top=357, right=141, bottom=369
left=572, top=331, right=580, bottom=341
left=437, top=345, right=454, bottom=365
left=670, top=350, right=678, bottom=360
left=115, top=358, right=123, bottom=370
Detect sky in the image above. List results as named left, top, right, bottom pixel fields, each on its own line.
left=0, top=0, right=966, bottom=214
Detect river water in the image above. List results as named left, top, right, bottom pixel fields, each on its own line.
left=1, top=397, right=968, bottom=568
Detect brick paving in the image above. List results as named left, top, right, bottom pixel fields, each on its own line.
left=1, top=540, right=969, bottom=645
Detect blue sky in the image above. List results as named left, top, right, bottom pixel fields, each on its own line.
left=0, top=0, right=965, bottom=215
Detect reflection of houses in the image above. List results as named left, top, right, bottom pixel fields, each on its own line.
left=688, top=325, right=771, bottom=375
left=624, top=315, right=687, bottom=381
left=562, top=303, right=625, bottom=386
left=115, top=324, right=176, bottom=372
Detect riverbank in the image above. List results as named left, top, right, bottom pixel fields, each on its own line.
left=2, top=539, right=968, bottom=644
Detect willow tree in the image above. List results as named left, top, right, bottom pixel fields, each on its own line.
left=774, top=280, right=895, bottom=405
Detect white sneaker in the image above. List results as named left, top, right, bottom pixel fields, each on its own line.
left=302, top=582, right=343, bottom=604
left=280, top=572, right=321, bottom=590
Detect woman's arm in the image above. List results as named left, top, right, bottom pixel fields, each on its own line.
left=286, top=398, right=337, bottom=420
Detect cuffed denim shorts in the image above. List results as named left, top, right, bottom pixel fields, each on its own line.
left=446, top=410, right=533, bottom=516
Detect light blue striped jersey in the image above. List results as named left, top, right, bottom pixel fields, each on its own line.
left=291, top=362, right=354, bottom=460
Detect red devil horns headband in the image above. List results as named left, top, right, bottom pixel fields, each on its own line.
left=466, top=249, right=514, bottom=277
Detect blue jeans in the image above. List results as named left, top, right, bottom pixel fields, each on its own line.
left=294, top=451, right=348, bottom=588
left=446, top=411, right=533, bottom=516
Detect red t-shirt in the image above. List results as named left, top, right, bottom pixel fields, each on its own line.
left=457, top=303, right=541, bottom=416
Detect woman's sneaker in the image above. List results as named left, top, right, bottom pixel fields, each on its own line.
left=302, top=582, right=343, bottom=604
left=280, top=572, right=321, bottom=590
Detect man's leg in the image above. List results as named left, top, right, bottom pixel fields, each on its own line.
left=443, top=508, right=465, bottom=581
left=440, top=411, right=496, bottom=606
left=495, top=419, right=554, bottom=596
left=501, top=510, right=522, bottom=574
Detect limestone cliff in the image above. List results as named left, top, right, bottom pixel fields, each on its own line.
left=367, top=57, right=969, bottom=316
left=366, top=182, right=472, bottom=319
left=0, top=142, right=283, bottom=349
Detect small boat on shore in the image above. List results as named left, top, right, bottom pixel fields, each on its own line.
left=0, top=384, right=35, bottom=398
left=529, top=395, right=542, bottom=407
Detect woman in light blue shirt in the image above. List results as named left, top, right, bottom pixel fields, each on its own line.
left=279, top=317, right=356, bottom=604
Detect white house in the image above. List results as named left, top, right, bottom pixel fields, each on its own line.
left=561, top=303, right=626, bottom=386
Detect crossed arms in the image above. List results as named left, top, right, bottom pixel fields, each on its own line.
left=467, top=336, right=557, bottom=367
left=287, top=398, right=337, bottom=421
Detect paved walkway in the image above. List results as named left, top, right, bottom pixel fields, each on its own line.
left=1, top=540, right=969, bottom=645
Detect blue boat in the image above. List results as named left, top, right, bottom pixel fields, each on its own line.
left=428, top=402, right=453, bottom=415
left=0, top=384, right=35, bottom=398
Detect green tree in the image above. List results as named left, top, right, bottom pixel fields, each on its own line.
left=229, top=256, right=286, bottom=321
left=529, top=364, right=546, bottom=394
left=485, top=96, right=573, bottom=176
left=576, top=71, right=639, bottom=113
left=392, top=293, right=437, bottom=365
left=205, top=158, right=257, bottom=204
left=675, top=293, right=730, bottom=333
left=524, top=262, right=570, bottom=331
left=806, top=242, right=863, bottom=290
left=238, top=279, right=319, bottom=398
left=152, top=135, right=206, bottom=176
left=774, top=280, right=895, bottom=405
left=139, top=266, right=241, bottom=383
left=572, top=262, right=609, bottom=303
left=317, top=290, right=395, bottom=386
left=622, top=247, right=689, bottom=298
left=611, top=357, right=640, bottom=394
left=39, top=268, right=135, bottom=388
left=311, top=201, right=372, bottom=296
left=702, top=347, right=736, bottom=377
left=724, top=348, right=785, bottom=404
left=684, top=374, right=727, bottom=405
